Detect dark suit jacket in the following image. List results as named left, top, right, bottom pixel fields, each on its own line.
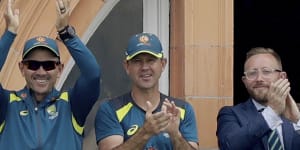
left=216, top=99, right=300, bottom=150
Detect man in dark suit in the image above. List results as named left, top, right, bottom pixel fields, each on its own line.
left=217, top=47, right=300, bottom=150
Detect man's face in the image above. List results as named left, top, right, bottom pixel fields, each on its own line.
left=19, top=48, right=63, bottom=100
left=242, top=54, right=285, bottom=104
left=124, top=53, right=166, bottom=90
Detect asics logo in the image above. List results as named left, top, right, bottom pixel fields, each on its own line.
left=20, top=110, right=29, bottom=116
left=127, top=125, right=139, bottom=136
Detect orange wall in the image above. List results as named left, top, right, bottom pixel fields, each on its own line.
left=170, top=0, right=234, bottom=149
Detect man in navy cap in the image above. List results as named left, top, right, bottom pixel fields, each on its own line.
left=0, top=0, right=100, bottom=149
left=95, top=32, right=199, bottom=150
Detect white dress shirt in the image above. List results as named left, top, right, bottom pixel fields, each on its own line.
left=252, top=99, right=300, bottom=149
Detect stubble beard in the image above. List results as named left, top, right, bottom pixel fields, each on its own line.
left=249, top=88, right=268, bottom=105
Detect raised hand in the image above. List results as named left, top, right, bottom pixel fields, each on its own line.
left=55, top=0, right=70, bottom=31
left=267, top=78, right=290, bottom=115
left=283, top=93, right=300, bottom=123
left=4, top=0, right=19, bottom=33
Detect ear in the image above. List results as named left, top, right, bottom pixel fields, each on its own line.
left=56, top=63, right=64, bottom=78
left=123, top=60, right=130, bottom=75
left=161, top=58, right=167, bottom=71
left=18, top=62, right=25, bottom=76
left=242, top=76, right=247, bottom=87
left=279, top=71, right=287, bottom=79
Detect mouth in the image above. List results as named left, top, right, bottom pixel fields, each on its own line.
left=253, top=83, right=268, bottom=88
left=140, top=74, right=152, bottom=80
left=33, top=76, right=50, bottom=85
left=253, top=85, right=269, bottom=91
left=36, top=79, right=48, bottom=84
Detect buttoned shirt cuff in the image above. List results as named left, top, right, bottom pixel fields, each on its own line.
left=262, top=106, right=282, bottom=130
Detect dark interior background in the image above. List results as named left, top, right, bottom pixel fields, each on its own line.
left=234, top=0, right=300, bottom=104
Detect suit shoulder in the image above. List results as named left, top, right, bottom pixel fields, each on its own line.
left=218, top=101, right=249, bottom=115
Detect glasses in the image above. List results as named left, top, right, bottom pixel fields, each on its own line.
left=244, top=67, right=282, bottom=80
left=22, top=60, right=60, bottom=71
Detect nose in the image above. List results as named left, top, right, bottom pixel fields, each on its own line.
left=255, top=71, right=264, bottom=81
left=141, top=61, right=151, bottom=70
left=35, top=66, right=47, bottom=73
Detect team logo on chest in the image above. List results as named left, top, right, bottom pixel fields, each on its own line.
left=47, top=104, right=58, bottom=119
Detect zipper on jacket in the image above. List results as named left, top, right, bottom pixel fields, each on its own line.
left=33, top=100, right=42, bottom=149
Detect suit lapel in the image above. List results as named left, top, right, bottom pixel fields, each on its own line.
left=244, top=99, right=268, bottom=150
left=242, top=100, right=269, bottom=150
left=241, top=99, right=258, bottom=116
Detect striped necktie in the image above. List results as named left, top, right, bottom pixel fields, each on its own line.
left=268, top=129, right=283, bottom=150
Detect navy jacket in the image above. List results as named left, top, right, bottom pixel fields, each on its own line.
left=217, top=99, right=300, bottom=150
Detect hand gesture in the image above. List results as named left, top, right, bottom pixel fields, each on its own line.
left=55, top=0, right=70, bottom=31
left=267, top=78, right=290, bottom=115
left=162, top=98, right=181, bottom=136
left=283, top=93, right=300, bottom=123
left=4, top=0, right=19, bottom=33
left=141, top=101, right=171, bottom=136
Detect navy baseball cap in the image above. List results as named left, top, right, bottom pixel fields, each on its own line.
left=125, top=33, right=163, bottom=60
left=22, top=36, right=60, bottom=59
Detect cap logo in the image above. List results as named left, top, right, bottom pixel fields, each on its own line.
left=138, top=35, right=150, bottom=46
left=36, top=36, right=46, bottom=43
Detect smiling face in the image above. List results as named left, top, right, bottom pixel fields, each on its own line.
left=124, top=53, right=166, bottom=91
left=242, top=53, right=286, bottom=104
left=19, top=47, right=63, bottom=101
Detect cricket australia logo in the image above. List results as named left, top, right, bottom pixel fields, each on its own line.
left=47, top=104, right=58, bottom=120
left=137, top=35, right=151, bottom=46
left=127, top=124, right=139, bottom=136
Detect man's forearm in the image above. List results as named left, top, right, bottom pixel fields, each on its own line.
left=170, top=132, right=198, bottom=150
left=112, top=127, right=152, bottom=150
left=0, top=31, right=16, bottom=69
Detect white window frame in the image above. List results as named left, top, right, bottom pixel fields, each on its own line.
left=143, top=0, right=170, bottom=95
